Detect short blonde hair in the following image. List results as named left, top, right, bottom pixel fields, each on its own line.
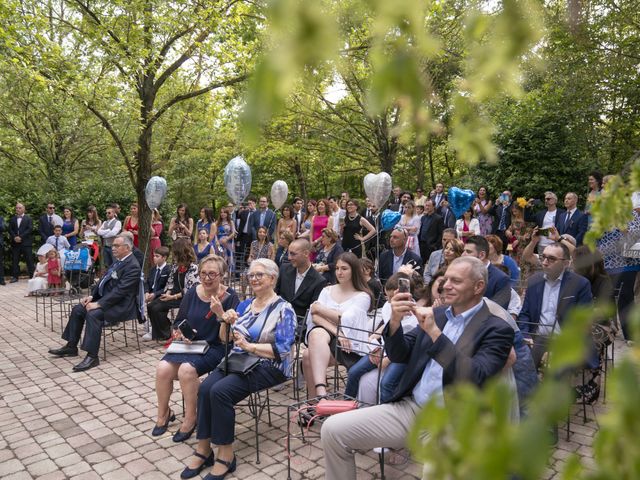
left=199, top=254, right=228, bottom=275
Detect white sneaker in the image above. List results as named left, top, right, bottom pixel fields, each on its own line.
left=142, top=332, right=153, bottom=341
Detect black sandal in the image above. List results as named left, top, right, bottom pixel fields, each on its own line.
left=203, top=455, right=237, bottom=480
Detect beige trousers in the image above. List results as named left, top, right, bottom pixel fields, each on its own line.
left=320, top=398, right=423, bottom=480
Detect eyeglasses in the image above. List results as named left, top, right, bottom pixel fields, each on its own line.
left=247, top=272, right=267, bottom=280
left=200, top=271, right=221, bottom=280
left=544, top=198, right=553, bottom=201
left=47, top=206, right=55, bottom=210
left=540, top=254, right=566, bottom=263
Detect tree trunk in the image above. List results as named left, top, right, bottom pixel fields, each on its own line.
left=415, top=140, right=426, bottom=190
left=293, top=160, right=307, bottom=200
left=428, top=137, right=435, bottom=188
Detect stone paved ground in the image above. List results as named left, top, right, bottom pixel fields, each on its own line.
left=0, top=280, right=623, bottom=479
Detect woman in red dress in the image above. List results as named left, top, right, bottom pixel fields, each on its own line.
left=123, top=203, right=140, bottom=248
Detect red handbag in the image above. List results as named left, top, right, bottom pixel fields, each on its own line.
left=315, top=399, right=358, bottom=416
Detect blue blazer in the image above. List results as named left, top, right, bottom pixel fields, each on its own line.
left=557, top=210, right=588, bottom=245
left=378, top=249, right=423, bottom=284
left=249, top=209, right=277, bottom=241
left=517, top=270, right=592, bottom=338
left=92, top=254, right=142, bottom=323
left=383, top=303, right=514, bottom=403
left=486, top=264, right=512, bottom=310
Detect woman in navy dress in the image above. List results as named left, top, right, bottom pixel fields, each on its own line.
left=152, top=255, right=239, bottom=443
left=61, top=207, right=79, bottom=248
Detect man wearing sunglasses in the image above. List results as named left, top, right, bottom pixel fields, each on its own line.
left=517, top=242, right=592, bottom=367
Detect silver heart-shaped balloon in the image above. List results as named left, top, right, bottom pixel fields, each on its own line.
left=145, top=176, right=168, bottom=210
left=270, top=180, right=289, bottom=210
left=364, top=172, right=392, bottom=209
left=224, top=156, right=252, bottom=205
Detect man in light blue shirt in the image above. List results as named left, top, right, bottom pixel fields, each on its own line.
left=321, top=257, right=514, bottom=480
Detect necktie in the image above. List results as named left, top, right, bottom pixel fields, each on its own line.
left=55, top=238, right=59, bottom=250
left=565, top=211, right=572, bottom=230
left=153, top=268, right=160, bottom=289
left=99, top=261, right=119, bottom=295
left=498, top=207, right=507, bottom=231
left=49, top=215, right=53, bottom=225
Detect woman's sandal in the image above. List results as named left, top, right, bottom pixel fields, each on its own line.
left=180, top=451, right=214, bottom=479
left=151, top=410, right=175, bottom=436
left=203, top=455, right=237, bottom=480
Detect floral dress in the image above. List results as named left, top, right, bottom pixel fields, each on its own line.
left=474, top=199, right=493, bottom=235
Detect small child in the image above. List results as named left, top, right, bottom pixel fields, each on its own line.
left=27, top=254, right=49, bottom=295
left=47, top=249, right=62, bottom=288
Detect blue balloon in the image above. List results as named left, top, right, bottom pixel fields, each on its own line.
left=381, top=209, right=401, bottom=231
left=448, top=186, right=476, bottom=219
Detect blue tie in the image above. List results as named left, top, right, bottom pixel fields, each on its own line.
left=99, top=261, right=120, bottom=296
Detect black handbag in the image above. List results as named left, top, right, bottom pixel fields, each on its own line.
left=217, top=353, right=261, bottom=375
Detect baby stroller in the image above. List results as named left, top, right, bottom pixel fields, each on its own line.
left=64, top=242, right=99, bottom=293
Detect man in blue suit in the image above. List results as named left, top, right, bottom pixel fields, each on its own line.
left=321, top=256, right=514, bottom=480
left=518, top=242, right=592, bottom=366
left=249, top=196, right=277, bottom=241
left=378, top=227, right=423, bottom=284
left=462, top=235, right=511, bottom=309
left=48, top=234, right=142, bottom=372
left=557, top=192, right=588, bottom=246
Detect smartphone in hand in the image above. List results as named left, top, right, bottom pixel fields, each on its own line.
left=177, top=319, right=197, bottom=341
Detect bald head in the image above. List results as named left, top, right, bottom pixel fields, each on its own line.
left=288, top=239, right=311, bottom=271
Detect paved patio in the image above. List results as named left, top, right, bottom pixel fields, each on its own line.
left=0, top=279, right=619, bottom=479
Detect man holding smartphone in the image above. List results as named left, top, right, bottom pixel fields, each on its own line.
left=48, top=234, right=141, bottom=372
left=525, top=191, right=565, bottom=253
left=321, top=257, right=514, bottom=479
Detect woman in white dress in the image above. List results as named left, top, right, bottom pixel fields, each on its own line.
left=397, top=200, right=421, bottom=255
left=302, top=252, right=372, bottom=399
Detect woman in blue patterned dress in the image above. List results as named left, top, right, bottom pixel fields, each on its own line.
left=216, top=207, right=237, bottom=272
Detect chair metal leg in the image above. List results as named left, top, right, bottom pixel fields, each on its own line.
left=102, top=327, right=108, bottom=361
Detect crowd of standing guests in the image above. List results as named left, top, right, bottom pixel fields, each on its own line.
left=3, top=169, right=639, bottom=480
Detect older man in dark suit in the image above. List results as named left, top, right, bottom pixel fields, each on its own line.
left=276, top=239, right=327, bottom=320
left=558, top=192, right=588, bottom=246
left=518, top=242, right=592, bottom=366
left=8, top=203, right=35, bottom=282
left=48, top=234, right=142, bottom=372
left=321, top=256, right=514, bottom=480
